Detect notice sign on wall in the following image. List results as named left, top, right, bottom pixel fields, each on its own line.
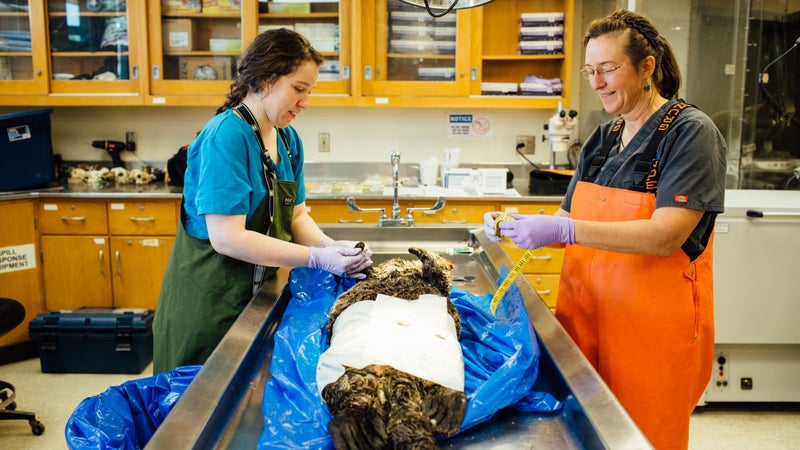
left=446, top=113, right=493, bottom=140
left=0, top=244, right=36, bottom=274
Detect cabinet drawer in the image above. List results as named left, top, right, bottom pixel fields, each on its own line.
left=502, top=244, right=564, bottom=274
left=500, top=202, right=561, bottom=215
left=306, top=200, right=412, bottom=224
left=524, top=274, right=560, bottom=309
left=39, top=201, right=108, bottom=235
left=108, top=201, right=178, bottom=235
left=413, top=201, right=495, bottom=224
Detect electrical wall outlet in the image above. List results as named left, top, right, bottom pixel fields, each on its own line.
left=125, top=131, right=137, bottom=151
left=318, top=132, right=330, bottom=152
left=516, top=135, right=535, bottom=154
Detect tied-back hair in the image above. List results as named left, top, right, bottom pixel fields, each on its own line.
left=583, top=9, right=681, bottom=100
left=217, top=28, right=324, bottom=114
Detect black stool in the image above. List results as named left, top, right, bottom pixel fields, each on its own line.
left=0, top=298, right=45, bottom=435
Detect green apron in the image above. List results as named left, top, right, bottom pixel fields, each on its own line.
left=153, top=126, right=297, bottom=373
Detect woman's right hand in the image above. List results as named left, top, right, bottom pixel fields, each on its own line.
left=308, top=246, right=372, bottom=279
left=483, top=211, right=504, bottom=242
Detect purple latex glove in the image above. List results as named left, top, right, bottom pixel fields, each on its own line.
left=308, top=246, right=372, bottom=279
left=497, top=214, right=575, bottom=249
left=321, top=237, right=373, bottom=258
left=483, top=211, right=504, bottom=242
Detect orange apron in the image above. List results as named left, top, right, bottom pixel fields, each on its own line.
left=555, top=181, right=714, bottom=450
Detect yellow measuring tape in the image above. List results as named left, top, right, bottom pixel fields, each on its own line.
left=490, top=249, right=534, bottom=316
left=489, top=214, right=532, bottom=316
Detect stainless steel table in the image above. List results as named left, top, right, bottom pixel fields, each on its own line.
left=146, top=226, right=651, bottom=449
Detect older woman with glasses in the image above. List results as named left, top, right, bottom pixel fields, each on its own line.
left=484, top=9, right=726, bottom=449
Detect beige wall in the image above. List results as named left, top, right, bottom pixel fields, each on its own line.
left=2, top=106, right=562, bottom=169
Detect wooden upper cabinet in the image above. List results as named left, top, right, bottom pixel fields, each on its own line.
left=471, top=0, right=574, bottom=109
left=146, top=0, right=245, bottom=105
left=0, top=0, right=148, bottom=105
left=257, top=0, right=354, bottom=106
left=46, top=0, right=148, bottom=102
left=0, top=0, right=573, bottom=108
left=358, top=0, right=574, bottom=109
left=359, top=0, right=472, bottom=104
left=0, top=1, right=48, bottom=96
left=147, top=0, right=353, bottom=106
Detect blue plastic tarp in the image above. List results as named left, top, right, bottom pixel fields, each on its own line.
left=259, top=266, right=561, bottom=449
left=65, top=365, right=200, bottom=450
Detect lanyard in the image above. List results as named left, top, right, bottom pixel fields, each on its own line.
left=233, top=104, right=293, bottom=224
left=233, top=104, right=295, bottom=294
left=583, top=101, right=693, bottom=193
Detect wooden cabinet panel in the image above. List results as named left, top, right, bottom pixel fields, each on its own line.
left=306, top=199, right=413, bottom=224
left=108, top=201, right=177, bottom=235
left=40, top=235, right=113, bottom=310
left=38, top=198, right=179, bottom=310
left=504, top=245, right=564, bottom=274
left=500, top=202, right=561, bottom=216
left=0, top=201, right=43, bottom=347
left=3, top=0, right=574, bottom=108
left=38, top=200, right=108, bottom=235
left=412, top=201, right=496, bottom=224
left=524, top=273, right=559, bottom=308
left=110, top=237, right=175, bottom=310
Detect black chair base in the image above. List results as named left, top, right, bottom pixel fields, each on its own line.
left=1, top=381, right=45, bottom=435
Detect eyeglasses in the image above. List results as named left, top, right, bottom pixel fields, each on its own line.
left=580, top=63, right=623, bottom=80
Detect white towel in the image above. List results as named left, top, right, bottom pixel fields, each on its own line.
left=316, top=293, right=464, bottom=395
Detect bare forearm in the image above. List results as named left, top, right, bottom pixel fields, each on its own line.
left=561, top=207, right=702, bottom=256
left=207, top=214, right=312, bottom=267
left=290, top=203, right=327, bottom=247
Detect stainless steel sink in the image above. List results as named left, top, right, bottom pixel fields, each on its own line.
left=147, top=226, right=652, bottom=450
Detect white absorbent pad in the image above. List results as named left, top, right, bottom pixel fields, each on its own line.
left=316, top=293, right=465, bottom=395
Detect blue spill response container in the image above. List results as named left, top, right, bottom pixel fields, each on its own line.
left=0, top=108, right=56, bottom=191
left=28, top=307, right=154, bottom=374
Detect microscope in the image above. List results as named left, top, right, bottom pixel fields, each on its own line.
left=528, top=103, right=578, bottom=195
left=544, top=103, right=578, bottom=170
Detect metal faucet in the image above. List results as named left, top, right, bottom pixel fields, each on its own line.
left=390, top=151, right=405, bottom=221
left=346, top=151, right=445, bottom=227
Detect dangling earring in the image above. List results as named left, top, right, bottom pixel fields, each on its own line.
left=644, top=83, right=651, bottom=92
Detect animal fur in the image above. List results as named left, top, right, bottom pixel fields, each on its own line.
left=321, top=247, right=467, bottom=450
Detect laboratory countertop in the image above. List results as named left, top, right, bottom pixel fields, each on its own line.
left=0, top=180, right=565, bottom=203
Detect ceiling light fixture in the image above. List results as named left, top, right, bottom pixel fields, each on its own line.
left=398, top=0, right=494, bottom=18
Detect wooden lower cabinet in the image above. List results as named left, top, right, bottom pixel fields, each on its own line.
left=412, top=200, right=497, bottom=224
left=38, top=199, right=177, bottom=311
left=110, top=237, right=174, bottom=310
left=306, top=199, right=413, bottom=224
left=0, top=201, right=44, bottom=347
left=307, top=198, right=497, bottom=225
left=41, top=235, right=113, bottom=309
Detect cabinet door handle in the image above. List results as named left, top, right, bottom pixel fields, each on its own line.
left=441, top=219, right=467, bottom=224
left=338, top=219, right=364, bottom=223
left=746, top=209, right=800, bottom=218
left=61, top=216, right=86, bottom=221
left=531, top=255, right=553, bottom=261
left=130, top=217, right=156, bottom=222
left=115, top=250, right=121, bottom=275
left=536, top=289, right=552, bottom=295
left=99, top=250, right=104, bottom=275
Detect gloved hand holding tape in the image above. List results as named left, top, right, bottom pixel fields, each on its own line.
left=484, top=212, right=575, bottom=316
